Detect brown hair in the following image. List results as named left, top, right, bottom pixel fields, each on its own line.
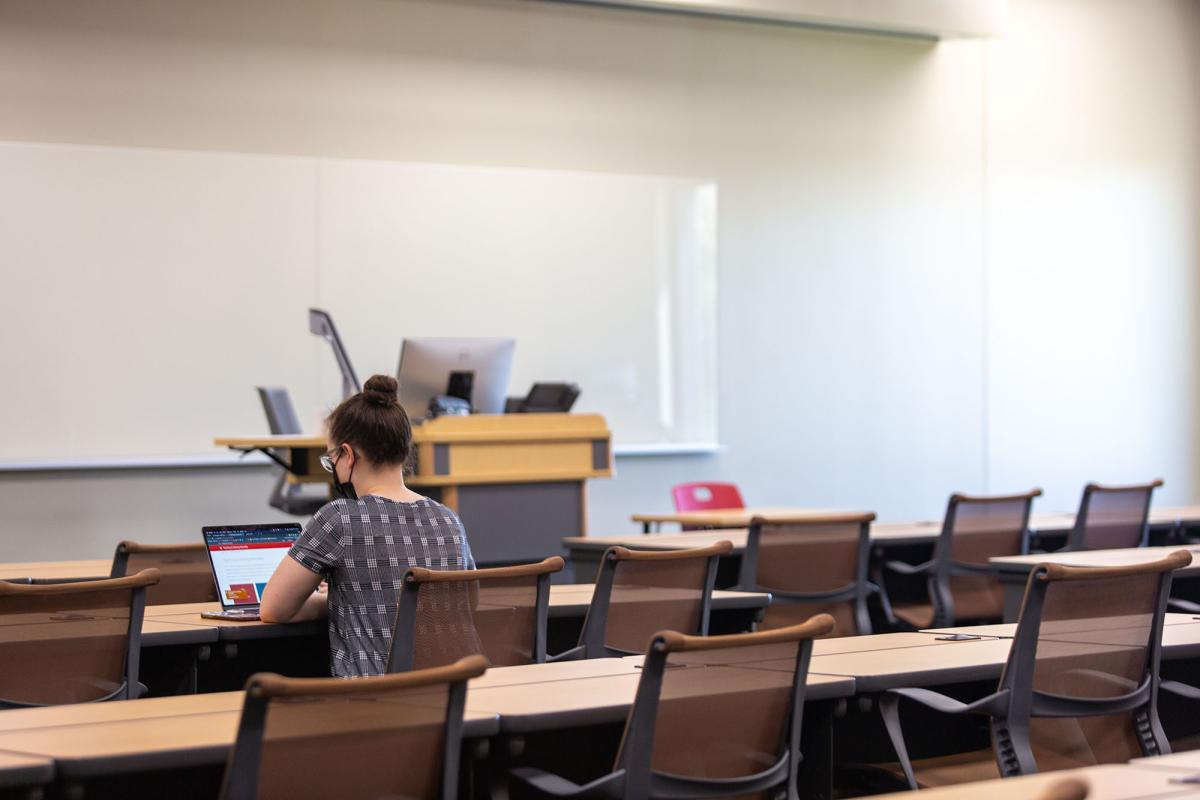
left=327, top=375, right=413, bottom=466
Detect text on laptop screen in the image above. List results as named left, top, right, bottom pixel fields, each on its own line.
left=204, top=526, right=299, bottom=607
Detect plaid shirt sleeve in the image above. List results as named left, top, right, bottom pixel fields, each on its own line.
left=289, top=501, right=345, bottom=576
left=460, top=519, right=476, bottom=569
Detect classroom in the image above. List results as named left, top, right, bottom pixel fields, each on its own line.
left=0, top=0, right=1198, bottom=798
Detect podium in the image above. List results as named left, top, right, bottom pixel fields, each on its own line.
left=215, top=413, right=613, bottom=566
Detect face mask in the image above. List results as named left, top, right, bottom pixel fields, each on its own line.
left=332, top=450, right=358, bottom=501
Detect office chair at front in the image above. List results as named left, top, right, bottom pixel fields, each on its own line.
left=879, top=550, right=1188, bottom=789
left=111, top=540, right=218, bottom=605
left=256, top=386, right=327, bottom=517
left=1067, top=479, right=1163, bottom=551
left=387, top=557, right=564, bottom=672
left=510, top=615, right=835, bottom=800
left=220, top=655, right=486, bottom=800
left=0, top=570, right=160, bottom=707
left=555, top=542, right=732, bottom=660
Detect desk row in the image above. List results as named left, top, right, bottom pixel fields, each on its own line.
left=4, top=620, right=1200, bottom=796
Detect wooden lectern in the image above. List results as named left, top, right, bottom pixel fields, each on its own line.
left=215, top=413, right=613, bottom=566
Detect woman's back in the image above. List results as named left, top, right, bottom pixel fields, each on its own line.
left=291, top=495, right=475, bottom=677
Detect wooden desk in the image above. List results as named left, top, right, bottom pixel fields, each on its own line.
left=145, top=603, right=324, bottom=642
left=0, top=658, right=847, bottom=786
left=812, top=631, right=1003, bottom=656
left=564, top=526, right=942, bottom=583
left=0, top=559, right=109, bottom=582
left=891, top=763, right=1200, bottom=800
left=990, top=546, right=1200, bottom=621
left=925, top=612, right=1200, bottom=638
left=630, top=507, right=857, bottom=533
left=629, top=509, right=1079, bottom=536
left=465, top=662, right=854, bottom=738
left=0, top=692, right=498, bottom=781
left=566, top=511, right=1197, bottom=583
left=808, top=637, right=1014, bottom=692
left=0, top=752, right=53, bottom=790
left=217, top=413, right=614, bottom=567
left=804, top=617, right=1200, bottom=693
left=1134, top=749, right=1200, bottom=772
left=139, top=619, right=220, bottom=647
left=923, top=614, right=1200, bottom=659
left=142, top=585, right=769, bottom=640
left=135, top=585, right=770, bottom=690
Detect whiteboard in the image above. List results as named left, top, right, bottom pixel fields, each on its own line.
left=0, top=141, right=717, bottom=464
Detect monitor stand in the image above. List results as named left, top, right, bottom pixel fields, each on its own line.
left=446, top=371, right=475, bottom=409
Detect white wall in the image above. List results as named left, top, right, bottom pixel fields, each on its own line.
left=0, top=0, right=1196, bottom=558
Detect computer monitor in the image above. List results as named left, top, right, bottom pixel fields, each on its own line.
left=397, top=338, right=515, bottom=419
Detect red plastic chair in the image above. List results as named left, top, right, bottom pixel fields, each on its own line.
left=671, top=482, right=746, bottom=513
left=666, top=482, right=746, bottom=532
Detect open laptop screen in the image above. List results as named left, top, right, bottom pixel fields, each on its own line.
left=202, top=524, right=301, bottom=609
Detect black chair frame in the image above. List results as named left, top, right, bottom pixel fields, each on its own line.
left=878, top=552, right=1187, bottom=789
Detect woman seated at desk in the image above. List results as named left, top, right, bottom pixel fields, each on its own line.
left=261, top=374, right=476, bottom=677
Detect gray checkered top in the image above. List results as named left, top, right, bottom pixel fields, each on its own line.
left=289, top=494, right=475, bottom=678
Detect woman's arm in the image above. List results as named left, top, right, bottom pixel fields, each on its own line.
left=261, top=557, right=327, bottom=623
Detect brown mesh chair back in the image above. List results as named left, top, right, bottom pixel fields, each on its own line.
left=221, top=654, right=486, bottom=800
left=569, top=542, right=731, bottom=659
left=997, top=552, right=1184, bottom=773
left=111, top=541, right=219, bottom=605
left=1017, top=555, right=1178, bottom=772
left=930, top=490, right=1040, bottom=627
left=512, top=615, right=835, bottom=799
left=738, top=512, right=876, bottom=636
left=0, top=569, right=160, bottom=707
left=388, top=557, right=563, bottom=672
left=880, top=551, right=1188, bottom=789
left=1068, top=480, right=1163, bottom=551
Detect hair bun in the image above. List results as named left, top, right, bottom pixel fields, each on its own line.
left=361, top=374, right=399, bottom=406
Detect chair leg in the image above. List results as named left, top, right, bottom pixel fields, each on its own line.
left=871, top=565, right=901, bottom=630
left=878, top=693, right=918, bottom=791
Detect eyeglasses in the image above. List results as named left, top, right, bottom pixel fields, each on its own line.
left=319, top=448, right=340, bottom=474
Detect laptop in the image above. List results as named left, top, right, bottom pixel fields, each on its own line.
left=200, top=523, right=302, bottom=620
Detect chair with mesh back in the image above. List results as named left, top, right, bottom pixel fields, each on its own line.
left=110, top=541, right=219, bottom=605
left=220, top=654, right=486, bottom=800
left=511, top=614, right=835, bottom=799
left=256, top=386, right=327, bottom=517
left=1067, top=480, right=1163, bottom=551
left=880, top=490, right=1042, bottom=629
left=388, top=557, right=564, bottom=672
left=0, top=569, right=160, bottom=707
left=556, top=542, right=732, bottom=660
left=737, top=512, right=877, bottom=637
left=878, top=550, right=1190, bottom=789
